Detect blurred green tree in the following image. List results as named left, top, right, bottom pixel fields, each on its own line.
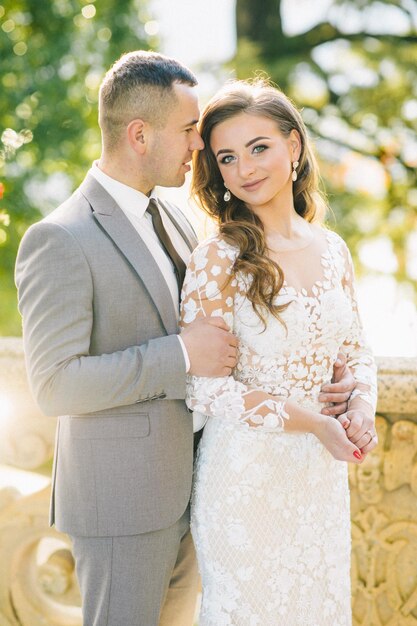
left=235, top=0, right=417, bottom=286
left=0, top=0, right=154, bottom=335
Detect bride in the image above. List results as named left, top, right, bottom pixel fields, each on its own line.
left=180, top=79, right=378, bottom=625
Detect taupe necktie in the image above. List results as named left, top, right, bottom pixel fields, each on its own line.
left=147, top=199, right=186, bottom=291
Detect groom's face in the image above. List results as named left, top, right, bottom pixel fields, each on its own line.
left=148, top=82, right=204, bottom=188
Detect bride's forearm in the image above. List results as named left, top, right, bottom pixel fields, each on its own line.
left=282, top=398, right=327, bottom=435
left=244, top=391, right=327, bottom=434
left=187, top=378, right=331, bottom=434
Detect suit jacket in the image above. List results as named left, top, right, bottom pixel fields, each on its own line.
left=15, top=173, right=198, bottom=537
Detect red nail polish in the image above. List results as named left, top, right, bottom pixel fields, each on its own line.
left=353, top=451, right=361, bottom=460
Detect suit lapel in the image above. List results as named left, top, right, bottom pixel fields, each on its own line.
left=79, top=174, right=179, bottom=335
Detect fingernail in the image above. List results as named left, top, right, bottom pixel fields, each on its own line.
left=353, top=451, right=362, bottom=460
left=335, top=359, right=342, bottom=366
left=321, top=386, right=329, bottom=392
left=319, top=395, right=327, bottom=402
left=343, top=421, right=349, bottom=429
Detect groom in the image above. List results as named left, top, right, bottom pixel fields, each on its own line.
left=15, top=51, right=355, bottom=626
left=15, top=51, right=238, bottom=626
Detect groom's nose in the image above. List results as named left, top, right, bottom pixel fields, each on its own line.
left=190, top=129, right=204, bottom=151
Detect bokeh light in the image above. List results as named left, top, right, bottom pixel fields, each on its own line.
left=13, top=41, right=27, bottom=56
left=144, top=20, right=159, bottom=36
left=81, top=4, right=96, bottom=19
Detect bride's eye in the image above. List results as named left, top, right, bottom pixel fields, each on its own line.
left=253, top=145, right=267, bottom=154
left=219, top=154, right=235, bottom=165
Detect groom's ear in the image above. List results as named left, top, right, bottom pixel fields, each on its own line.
left=127, top=118, right=148, bottom=155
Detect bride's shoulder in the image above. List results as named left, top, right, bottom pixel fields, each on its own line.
left=192, top=234, right=240, bottom=265
left=316, top=225, right=350, bottom=254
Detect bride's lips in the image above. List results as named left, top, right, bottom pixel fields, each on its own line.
left=241, top=178, right=266, bottom=191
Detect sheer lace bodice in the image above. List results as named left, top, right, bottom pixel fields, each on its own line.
left=181, top=228, right=377, bottom=429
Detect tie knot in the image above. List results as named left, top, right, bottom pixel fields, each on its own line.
left=147, top=198, right=160, bottom=217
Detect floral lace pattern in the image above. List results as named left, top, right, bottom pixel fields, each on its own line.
left=180, top=229, right=377, bottom=625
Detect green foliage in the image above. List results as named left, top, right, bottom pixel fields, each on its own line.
left=234, top=0, right=417, bottom=284
left=0, top=0, right=155, bottom=335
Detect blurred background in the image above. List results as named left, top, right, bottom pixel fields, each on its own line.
left=1, top=0, right=417, bottom=355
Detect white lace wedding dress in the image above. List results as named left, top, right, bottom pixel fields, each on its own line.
left=181, top=228, right=377, bottom=626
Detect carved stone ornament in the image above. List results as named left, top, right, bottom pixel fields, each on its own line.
left=0, top=475, right=81, bottom=625
left=349, top=357, right=417, bottom=625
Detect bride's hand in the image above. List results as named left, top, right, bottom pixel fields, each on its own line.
left=336, top=409, right=378, bottom=455
left=311, top=415, right=363, bottom=463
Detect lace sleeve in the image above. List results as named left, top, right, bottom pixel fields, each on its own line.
left=180, top=237, right=289, bottom=432
left=341, top=243, right=378, bottom=414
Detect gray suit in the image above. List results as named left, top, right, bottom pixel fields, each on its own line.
left=15, top=173, right=199, bottom=625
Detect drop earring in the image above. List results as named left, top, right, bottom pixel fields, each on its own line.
left=223, top=185, right=231, bottom=202
left=292, top=160, right=299, bottom=182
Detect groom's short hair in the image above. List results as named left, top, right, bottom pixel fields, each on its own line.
left=99, top=50, right=197, bottom=151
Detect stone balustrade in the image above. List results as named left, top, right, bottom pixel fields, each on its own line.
left=350, top=356, right=417, bottom=626
left=0, top=337, right=416, bottom=625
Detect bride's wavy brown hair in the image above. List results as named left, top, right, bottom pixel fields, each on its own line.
left=192, top=79, right=327, bottom=326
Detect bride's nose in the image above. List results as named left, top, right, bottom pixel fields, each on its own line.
left=238, top=155, right=256, bottom=178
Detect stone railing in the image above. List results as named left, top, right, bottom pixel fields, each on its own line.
left=350, top=357, right=417, bottom=626
left=0, top=338, right=81, bottom=626
left=0, top=337, right=416, bottom=625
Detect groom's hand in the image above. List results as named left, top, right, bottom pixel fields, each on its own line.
left=181, top=317, right=238, bottom=377
left=318, top=352, right=356, bottom=417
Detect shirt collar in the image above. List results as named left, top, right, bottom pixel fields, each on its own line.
left=90, top=161, right=157, bottom=218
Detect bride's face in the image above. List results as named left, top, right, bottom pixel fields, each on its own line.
left=210, top=112, right=300, bottom=211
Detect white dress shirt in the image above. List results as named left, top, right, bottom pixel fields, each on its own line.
left=89, top=163, right=191, bottom=370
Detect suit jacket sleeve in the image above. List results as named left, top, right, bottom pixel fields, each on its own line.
left=15, top=220, right=187, bottom=416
